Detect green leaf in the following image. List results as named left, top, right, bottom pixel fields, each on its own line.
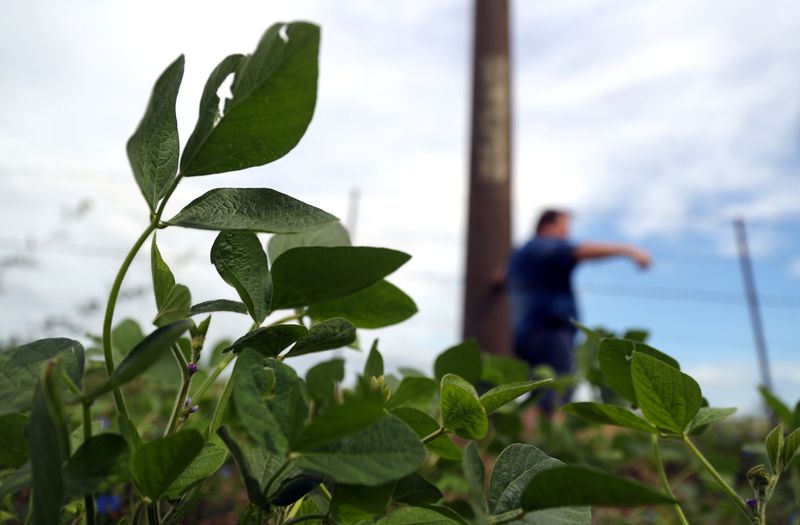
left=330, top=482, right=396, bottom=522
left=151, top=236, right=176, bottom=311
left=386, top=377, right=438, bottom=411
left=0, top=338, right=84, bottom=416
left=0, top=413, right=29, bottom=468
left=89, top=320, right=191, bottom=399
left=685, top=407, right=737, bottom=434
left=481, top=355, right=529, bottom=386
left=271, top=247, right=411, bottom=309
left=293, top=396, right=385, bottom=451
left=168, top=188, right=337, bottom=233
left=165, top=439, right=228, bottom=498
left=152, top=284, right=191, bottom=327
left=216, top=427, right=271, bottom=510
left=211, top=231, right=272, bottom=324
left=520, top=465, right=675, bottom=510
left=269, top=471, right=322, bottom=506
left=180, top=22, right=319, bottom=176
left=393, top=472, right=443, bottom=505
left=599, top=338, right=679, bottom=405
left=440, top=374, right=488, bottom=440
left=232, top=349, right=285, bottom=454
left=295, top=415, right=426, bottom=486
left=463, top=442, right=485, bottom=511
left=127, top=55, right=183, bottom=211
left=223, top=324, right=307, bottom=356
left=758, top=386, right=794, bottom=426
left=111, top=319, right=144, bottom=358
left=307, top=280, right=417, bottom=329
left=631, top=352, right=701, bottom=434
left=376, top=506, right=461, bottom=525
left=64, top=433, right=129, bottom=497
left=189, top=299, right=248, bottom=316
left=364, top=341, right=384, bottom=378
left=129, top=429, right=204, bottom=501
left=265, top=358, right=309, bottom=447
left=268, top=221, right=351, bottom=262
left=117, top=414, right=142, bottom=452
left=390, top=407, right=462, bottom=461
left=765, top=423, right=784, bottom=473
left=782, top=427, right=800, bottom=468
left=434, top=339, right=482, bottom=384
left=284, top=318, right=356, bottom=358
left=563, top=402, right=658, bottom=434
left=305, top=359, right=345, bottom=404
left=480, top=379, right=553, bottom=414
left=0, top=462, right=31, bottom=498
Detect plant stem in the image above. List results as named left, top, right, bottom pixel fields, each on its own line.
left=82, top=402, right=96, bottom=525
left=682, top=434, right=751, bottom=519
left=147, top=503, right=160, bottom=525
left=191, top=353, right=236, bottom=403
left=651, top=435, right=690, bottom=525
left=207, top=372, right=236, bottom=440
left=268, top=310, right=306, bottom=327
left=102, top=222, right=157, bottom=416
left=283, top=514, right=327, bottom=525
left=164, top=344, right=192, bottom=436
left=421, top=426, right=446, bottom=444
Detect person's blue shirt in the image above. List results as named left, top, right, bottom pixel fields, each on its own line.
left=507, top=237, right=578, bottom=340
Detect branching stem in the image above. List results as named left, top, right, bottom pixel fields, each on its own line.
left=421, top=426, right=446, bottom=444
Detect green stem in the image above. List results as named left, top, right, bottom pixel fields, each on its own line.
left=82, top=402, right=96, bottom=525
left=191, top=353, right=236, bottom=403
left=268, top=310, right=306, bottom=327
left=101, top=222, right=157, bottom=416
left=164, top=344, right=192, bottom=436
left=682, top=435, right=751, bottom=519
left=147, top=503, right=160, bottom=525
left=207, top=372, right=236, bottom=440
left=283, top=514, right=327, bottom=525
left=652, top=435, right=689, bottom=525
left=421, top=426, right=446, bottom=444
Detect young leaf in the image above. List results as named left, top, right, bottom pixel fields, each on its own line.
left=168, top=187, right=336, bottom=233
left=685, top=407, right=737, bottom=434
left=758, top=386, right=794, bottom=426
left=223, top=324, right=307, bottom=356
left=271, top=246, right=410, bottom=310
left=631, top=352, right=701, bottom=434
left=126, top=55, right=183, bottom=211
left=434, top=339, right=482, bottom=384
left=440, top=374, right=488, bottom=440
left=481, top=354, right=529, bottom=386
left=64, top=434, right=129, bottom=497
left=375, top=506, right=461, bottom=525
left=563, top=402, right=658, bottom=434
left=268, top=221, right=351, bottom=262
left=330, top=482, right=396, bottom=522
left=211, top=231, right=272, bottom=324
left=393, top=472, right=443, bottom=505
left=180, top=22, right=319, bottom=176
left=520, top=465, right=675, bottom=510
left=385, top=377, right=438, bottom=411
left=283, top=318, right=356, bottom=358
left=130, top=430, right=204, bottom=501
left=232, top=349, right=286, bottom=454
left=294, top=415, right=426, bottom=486
left=782, top=427, right=800, bottom=468
left=305, top=359, right=345, bottom=405
left=463, top=442, right=485, bottom=511
left=164, top=439, right=228, bottom=499
left=765, top=423, right=784, bottom=473
left=88, top=320, right=191, bottom=399
left=152, top=284, right=191, bottom=327
left=480, top=379, right=553, bottom=414
left=0, top=413, right=29, bottom=468
left=189, top=299, right=248, bottom=316
left=151, top=236, right=176, bottom=310
left=390, top=407, right=462, bottom=461
left=364, top=340, right=384, bottom=378
left=599, top=338, right=679, bottom=405
left=306, top=280, right=418, bottom=329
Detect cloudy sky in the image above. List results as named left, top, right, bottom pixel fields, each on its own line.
left=2, top=0, right=799, bottom=412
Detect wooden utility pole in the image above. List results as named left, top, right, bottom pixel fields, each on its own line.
left=462, top=0, right=512, bottom=355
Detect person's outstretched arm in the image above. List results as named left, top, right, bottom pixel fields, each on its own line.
left=573, top=243, right=651, bottom=269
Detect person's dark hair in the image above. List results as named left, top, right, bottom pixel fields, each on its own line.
left=535, top=209, right=569, bottom=234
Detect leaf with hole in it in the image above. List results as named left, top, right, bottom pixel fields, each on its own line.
left=211, top=231, right=272, bottom=324
left=180, top=22, right=319, bottom=176
left=440, top=374, right=488, bottom=440
left=520, top=465, right=675, bottom=510
left=295, top=415, right=425, bottom=486
left=480, top=379, right=553, bottom=414
left=0, top=413, right=29, bottom=468
left=390, top=407, right=461, bottom=461
left=130, top=430, right=204, bottom=501
left=0, top=338, right=85, bottom=416
left=284, top=318, right=356, bottom=358
left=765, top=423, right=784, bottom=473
left=271, top=247, right=410, bottom=310
left=152, top=284, right=191, bottom=327
left=88, top=320, right=191, bottom=399
left=231, top=349, right=284, bottom=454
left=168, top=188, right=337, bottom=233
left=307, top=280, right=417, bottom=329
left=376, top=506, right=462, bottom=524
left=223, top=324, right=307, bottom=356
left=631, top=352, right=701, bottom=434
left=268, top=221, right=351, bottom=263
left=393, top=472, right=443, bottom=506
left=151, top=236, right=176, bottom=311
left=563, top=402, right=658, bottom=434
left=599, top=338, right=679, bottom=405
left=165, top=439, right=228, bottom=499
left=189, top=299, right=248, bottom=316
left=686, top=407, right=737, bottom=434
left=64, top=434, right=129, bottom=498
left=127, top=55, right=183, bottom=210
left=434, top=339, right=482, bottom=384
left=386, top=377, right=438, bottom=412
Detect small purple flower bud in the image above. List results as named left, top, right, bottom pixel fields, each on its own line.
left=746, top=498, right=757, bottom=509
left=184, top=396, right=193, bottom=408
left=188, top=405, right=199, bottom=414
left=187, top=362, right=199, bottom=374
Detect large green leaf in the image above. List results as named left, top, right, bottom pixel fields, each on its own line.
left=151, top=236, right=176, bottom=311
left=440, top=374, right=488, bottom=440
left=129, top=430, right=204, bottom=501
left=126, top=55, right=183, bottom=210
left=434, top=339, right=482, bottom=384
left=685, top=407, right=737, bottom=434
left=480, top=379, right=553, bottom=414
left=330, top=482, right=396, bottom=522
left=211, top=231, right=272, bottom=324
left=386, top=377, right=438, bottom=411
left=390, top=407, right=462, bottom=461
left=0, top=413, right=29, bottom=468
left=631, top=352, right=701, bottom=434
left=180, top=22, right=319, bottom=176
left=265, top=358, right=308, bottom=447
left=598, top=338, right=679, bottom=405
left=89, top=320, right=191, bottom=399
left=489, top=444, right=590, bottom=525
left=376, top=506, right=461, bottom=524
left=521, top=465, right=675, bottom=510
left=152, top=284, right=191, bottom=327
left=165, top=439, right=227, bottom=498
left=64, top=433, right=129, bottom=497
left=284, top=318, right=356, bottom=358
left=168, top=188, right=336, bottom=233
left=271, top=247, right=411, bottom=309
left=223, top=324, right=307, bottom=356
left=189, top=299, right=248, bottom=316
left=307, top=280, right=417, bottom=329
left=111, top=319, right=145, bottom=358
left=0, top=338, right=84, bottom=416
left=268, top=221, right=351, bottom=262
left=295, top=415, right=426, bottom=486
left=231, top=349, right=285, bottom=454
left=293, top=396, right=385, bottom=451
left=563, top=403, right=658, bottom=434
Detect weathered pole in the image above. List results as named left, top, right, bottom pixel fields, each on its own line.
left=733, top=218, right=774, bottom=392
left=462, top=0, right=512, bottom=355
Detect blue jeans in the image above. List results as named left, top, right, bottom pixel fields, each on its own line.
left=514, top=326, right=576, bottom=412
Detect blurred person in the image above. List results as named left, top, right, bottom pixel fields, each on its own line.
left=506, top=209, right=651, bottom=413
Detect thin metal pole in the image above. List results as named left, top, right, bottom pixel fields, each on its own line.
left=462, top=0, right=513, bottom=355
left=733, top=218, right=774, bottom=392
